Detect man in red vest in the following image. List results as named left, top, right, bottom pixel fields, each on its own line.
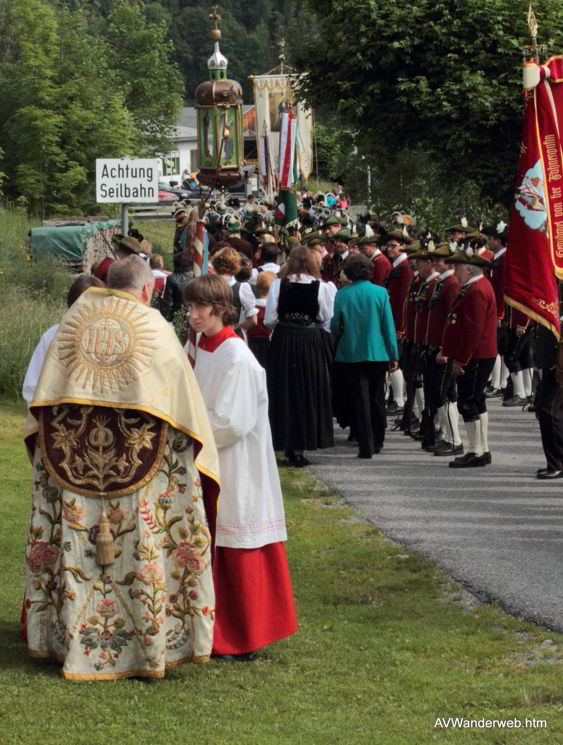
left=442, top=246, right=496, bottom=468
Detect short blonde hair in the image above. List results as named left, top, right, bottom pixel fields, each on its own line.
left=150, top=253, right=164, bottom=269
left=212, top=246, right=242, bottom=276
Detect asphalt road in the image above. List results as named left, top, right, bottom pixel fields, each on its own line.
left=309, top=397, right=563, bottom=632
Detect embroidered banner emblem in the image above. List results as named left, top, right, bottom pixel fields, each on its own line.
left=39, top=405, right=169, bottom=497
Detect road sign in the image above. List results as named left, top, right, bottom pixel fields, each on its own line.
left=96, top=158, right=160, bottom=203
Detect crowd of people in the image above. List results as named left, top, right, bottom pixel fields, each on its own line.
left=21, top=189, right=561, bottom=681
left=139, top=199, right=543, bottom=471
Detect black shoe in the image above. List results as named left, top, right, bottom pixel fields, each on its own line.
left=288, top=452, right=310, bottom=467
left=422, top=439, right=444, bottom=452
left=485, top=387, right=501, bottom=398
left=537, top=469, right=563, bottom=480
left=433, top=442, right=464, bottom=457
left=347, top=432, right=357, bottom=442
left=449, top=452, right=487, bottom=468
left=502, top=395, right=526, bottom=407
left=214, top=652, right=257, bottom=662
left=357, top=453, right=372, bottom=459
left=483, top=451, right=492, bottom=465
left=386, top=401, right=403, bottom=415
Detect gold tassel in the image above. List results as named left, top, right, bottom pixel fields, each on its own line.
left=96, top=508, right=116, bottom=566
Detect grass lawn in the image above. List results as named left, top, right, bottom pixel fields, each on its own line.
left=1, top=402, right=562, bottom=744
left=133, top=218, right=176, bottom=267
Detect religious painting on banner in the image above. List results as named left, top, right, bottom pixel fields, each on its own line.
left=505, top=56, right=563, bottom=337
left=252, top=72, right=313, bottom=199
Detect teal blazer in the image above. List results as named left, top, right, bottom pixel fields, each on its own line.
left=330, top=280, right=399, bottom=363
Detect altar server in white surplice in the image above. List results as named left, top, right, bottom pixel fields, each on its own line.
left=184, top=275, right=298, bottom=659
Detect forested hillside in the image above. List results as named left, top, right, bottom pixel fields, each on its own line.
left=0, top=0, right=316, bottom=216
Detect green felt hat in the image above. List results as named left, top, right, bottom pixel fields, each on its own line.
left=445, top=219, right=477, bottom=234
left=322, top=215, right=341, bottom=227
left=356, top=233, right=383, bottom=247
left=304, top=232, right=327, bottom=246
left=445, top=248, right=491, bottom=268
left=332, top=229, right=354, bottom=243
left=384, top=229, right=413, bottom=245
left=428, top=241, right=456, bottom=258
left=111, top=234, right=143, bottom=255
left=401, top=240, right=421, bottom=256
left=481, top=220, right=509, bottom=242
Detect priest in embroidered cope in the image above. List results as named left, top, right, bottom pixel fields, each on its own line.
left=23, top=256, right=220, bottom=680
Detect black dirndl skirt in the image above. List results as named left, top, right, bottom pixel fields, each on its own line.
left=248, top=337, right=270, bottom=369
left=267, top=324, right=334, bottom=451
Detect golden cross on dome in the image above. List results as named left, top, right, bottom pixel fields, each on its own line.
left=209, top=5, right=221, bottom=29
left=528, top=3, right=538, bottom=41
left=278, top=39, right=287, bottom=63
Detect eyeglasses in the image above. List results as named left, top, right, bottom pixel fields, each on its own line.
left=385, top=243, right=401, bottom=249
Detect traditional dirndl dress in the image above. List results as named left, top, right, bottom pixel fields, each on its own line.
left=267, top=279, right=334, bottom=451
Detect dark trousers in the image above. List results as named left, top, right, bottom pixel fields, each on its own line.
left=343, top=361, right=388, bottom=457
left=456, top=358, right=496, bottom=422
left=505, top=328, right=534, bottom=374
left=400, top=340, right=421, bottom=431
left=537, top=368, right=563, bottom=471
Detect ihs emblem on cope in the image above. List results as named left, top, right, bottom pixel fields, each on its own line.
left=58, top=296, right=156, bottom=392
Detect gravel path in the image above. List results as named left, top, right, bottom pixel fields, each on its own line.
left=308, top=398, right=563, bottom=631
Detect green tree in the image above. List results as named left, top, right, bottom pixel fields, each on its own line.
left=293, top=0, right=563, bottom=206
left=105, top=0, right=184, bottom=155
left=0, top=0, right=183, bottom=215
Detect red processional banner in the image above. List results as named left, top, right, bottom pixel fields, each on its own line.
left=505, top=56, right=563, bottom=337
left=278, top=111, right=297, bottom=189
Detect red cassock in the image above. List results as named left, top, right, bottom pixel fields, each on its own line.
left=371, top=252, right=392, bottom=286
left=386, top=258, right=414, bottom=337
left=212, top=544, right=298, bottom=655
left=442, top=277, right=497, bottom=365
left=426, top=274, right=461, bottom=347
left=403, top=273, right=422, bottom=342
left=414, top=277, right=439, bottom=345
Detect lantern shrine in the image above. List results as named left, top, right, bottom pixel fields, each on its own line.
left=195, top=7, right=244, bottom=189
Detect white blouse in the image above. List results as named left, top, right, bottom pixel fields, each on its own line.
left=264, top=274, right=336, bottom=330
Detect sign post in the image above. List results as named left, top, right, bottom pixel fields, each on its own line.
left=95, top=157, right=160, bottom=234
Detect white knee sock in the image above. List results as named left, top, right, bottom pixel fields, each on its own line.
left=465, top=419, right=483, bottom=456
left=511, top=371, right=525, bottom=398
left=490, top=355, right=501, bottom=389
left=389, top=370, right=405, bottom=407
left=448, top=402, right=462, bottom=446
left=437, top=405, right=449, bottom=443
left=479, top=412, right=489, bottom=454
left=522, top=368, right=533, bottom=398
left=415, top=387, right=424, bottom=415
left=500, top=358, right=509, bottom=389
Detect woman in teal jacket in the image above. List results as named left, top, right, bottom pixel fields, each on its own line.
left=331, top=254, right=399, bottom=458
